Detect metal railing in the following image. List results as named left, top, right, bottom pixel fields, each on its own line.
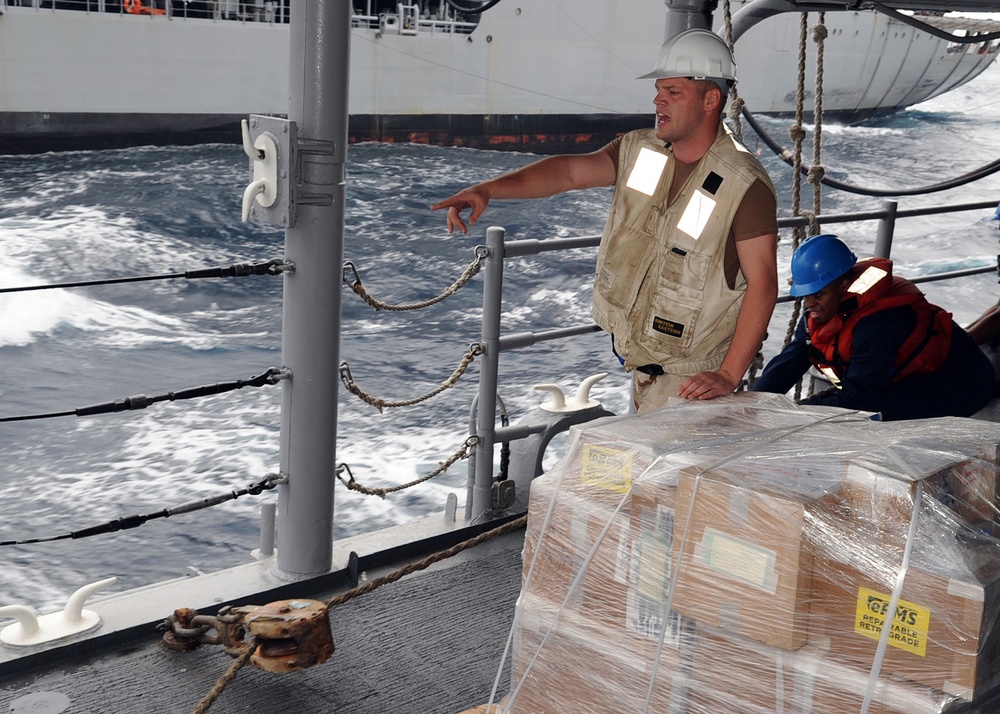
left=466, top=197, right=1000, bottom=517
left=2, top=0, right=475, bottom=30
left=0, top=0, right=289, bottom=21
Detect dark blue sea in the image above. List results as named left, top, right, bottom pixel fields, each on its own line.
left=2, top=66, right=1000, bottom=612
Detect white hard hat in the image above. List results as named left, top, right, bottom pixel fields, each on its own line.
left=638, top=28, right=737, bottom=91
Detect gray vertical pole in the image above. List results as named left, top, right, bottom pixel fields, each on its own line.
left=664, top=0, right=718, bottom=37
left=470, top=226, right=505, bottom=522
left=276, top=0, right=350, bottom=576
left=875, top=199, right=897, bottom=259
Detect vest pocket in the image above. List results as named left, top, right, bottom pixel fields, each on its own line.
left=595, top=221, right=656, bottom=311
left=632, top=246, right=710, bottom=354
left=657, top=243, right=712, bottom=293
left=637, top=284, right=703, bottom=355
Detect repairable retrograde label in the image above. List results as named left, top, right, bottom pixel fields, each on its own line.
left=580, top=444, right=634, bottom=493
left=853, top=586, right=931, bottom=657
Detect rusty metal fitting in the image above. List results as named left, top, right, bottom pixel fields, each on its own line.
left=159, top=608, right=206, bottom=652
left=242, top=599, right=334, bottom=673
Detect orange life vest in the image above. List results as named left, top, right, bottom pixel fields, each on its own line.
left=806, top=257, right=952, bottom=387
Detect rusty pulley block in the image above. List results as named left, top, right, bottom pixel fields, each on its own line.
left=159, top=599, right=334, bottom=673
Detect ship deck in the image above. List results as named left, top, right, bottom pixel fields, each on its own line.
left=0, top=523, right=524, bottom=714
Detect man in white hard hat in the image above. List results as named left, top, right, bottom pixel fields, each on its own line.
left=432, top=29, right=779, bottom=413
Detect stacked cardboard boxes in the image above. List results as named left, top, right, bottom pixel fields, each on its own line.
left=509, top=393, right=1000, bottom=713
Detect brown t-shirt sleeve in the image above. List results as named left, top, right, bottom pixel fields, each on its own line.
left=601, top=136, right=623, bottom=175
left=731, top=179, right=779, bottom=242
left=725, top=178, right=779, bottom=289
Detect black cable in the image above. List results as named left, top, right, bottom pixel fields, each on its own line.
left=0, top=367, right=285, bottom=423
left=0, top=258, right=289, bottom=295
left=0, top=474, right=285, bottom=546
left=497, top=397, right=511, bottom=481
left=444, top=0, right=502, bottom=15
left=742, top=107, right=1000, bottom=197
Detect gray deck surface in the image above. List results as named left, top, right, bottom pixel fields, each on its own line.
left=5, top=398, right=1000, bottom=713
left=0, top=529, right=523, bottom=714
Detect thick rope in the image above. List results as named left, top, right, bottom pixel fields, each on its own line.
left=784, top=12, right=811, bottom=401
left=781, top=14, right=829, bottom=401
left=190, top=637, right=260, bottom=714
left=811, top=16, right=827, bottom=220
left=339, top=344, right=482, bottom=412
left=326, top=514, right=528, bottom=608
left=803, top=15, right=828, bottom=399
left=338, top=438, right=476, bottom=498
left=721, top=0, right=744, bottom=142
left=343, top=248, right=486, bottom=312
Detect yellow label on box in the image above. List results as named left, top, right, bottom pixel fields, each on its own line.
left=580, top=445, right=633, bottom=493
left=853, top=587, right=930, bottom=657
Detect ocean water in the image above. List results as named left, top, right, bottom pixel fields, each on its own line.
left=2, top=66, right=1000, bottom=612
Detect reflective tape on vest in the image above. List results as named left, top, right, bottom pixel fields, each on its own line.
left=625, top=147, right=668, bottom=196
left=847, top=266, right=888, bottom=295
left=677, top=190, right=717, bottom=240
left=819, top=365, right=842, bottom=388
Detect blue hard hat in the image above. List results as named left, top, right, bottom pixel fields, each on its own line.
left=788, top=234, right=857, bottom=297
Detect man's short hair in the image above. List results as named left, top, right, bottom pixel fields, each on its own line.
left=693, top=78, right=730, bottom=112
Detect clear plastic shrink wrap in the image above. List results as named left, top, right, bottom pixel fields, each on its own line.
left=509, top=392, right=1000, bottom=713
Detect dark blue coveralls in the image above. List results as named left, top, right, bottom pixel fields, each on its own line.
left=751, top=306, right=995, bottom=421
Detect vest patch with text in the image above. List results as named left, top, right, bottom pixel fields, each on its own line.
left=652, top=316, right=685, bottom=339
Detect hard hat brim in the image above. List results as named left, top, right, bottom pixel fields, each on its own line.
left=789, top=280, right=828, bottom=298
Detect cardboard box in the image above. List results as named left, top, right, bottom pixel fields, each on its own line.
left=556, top=416, right=658, bottom=507
left=808, top=545, right=1000, bottom=701
left=671, top=467, right=814, bottom=650
left=935, top=449, right=1000, bottom=530
left=509, top=593, right=692, bottom=714
left=521, top=470, right=631, bottom=626
left=516, top=396, right=1000, bottom=710
left=553, top=394, right=841, bottom=508
left=839, top=456, right=1000, bottom=535
left=688, top=624, right=952, bottom=714
left=621, top=467, right=678, bottom=644
left=523, top=466, right=685, bottom=647
left=834, top=419, right=1000, bottom=532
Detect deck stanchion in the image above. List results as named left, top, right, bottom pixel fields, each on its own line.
left=875, top=199, right=898, bottom=259
left=275, top=0, right=351, bottom=576
left=470, top=226, right=506, bottom=522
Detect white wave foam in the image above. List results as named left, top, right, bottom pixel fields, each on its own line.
left=0, top=259, right=228, bottom=350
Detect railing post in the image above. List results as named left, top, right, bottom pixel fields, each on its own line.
left=468, top=227, right=505, bottom=523
left=875, top=199, right=898, bottom=259
left=275, top=0, right=350, bottom=577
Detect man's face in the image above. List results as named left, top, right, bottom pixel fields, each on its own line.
left=652, top=77, right=714, bottom=143
left=803, top=281, right=846, bottom=324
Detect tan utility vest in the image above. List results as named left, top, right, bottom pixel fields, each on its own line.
left=592, top=124, right=775, bottom=373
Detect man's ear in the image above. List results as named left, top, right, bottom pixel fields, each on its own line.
left=704, top=85, right=723, bottom=111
